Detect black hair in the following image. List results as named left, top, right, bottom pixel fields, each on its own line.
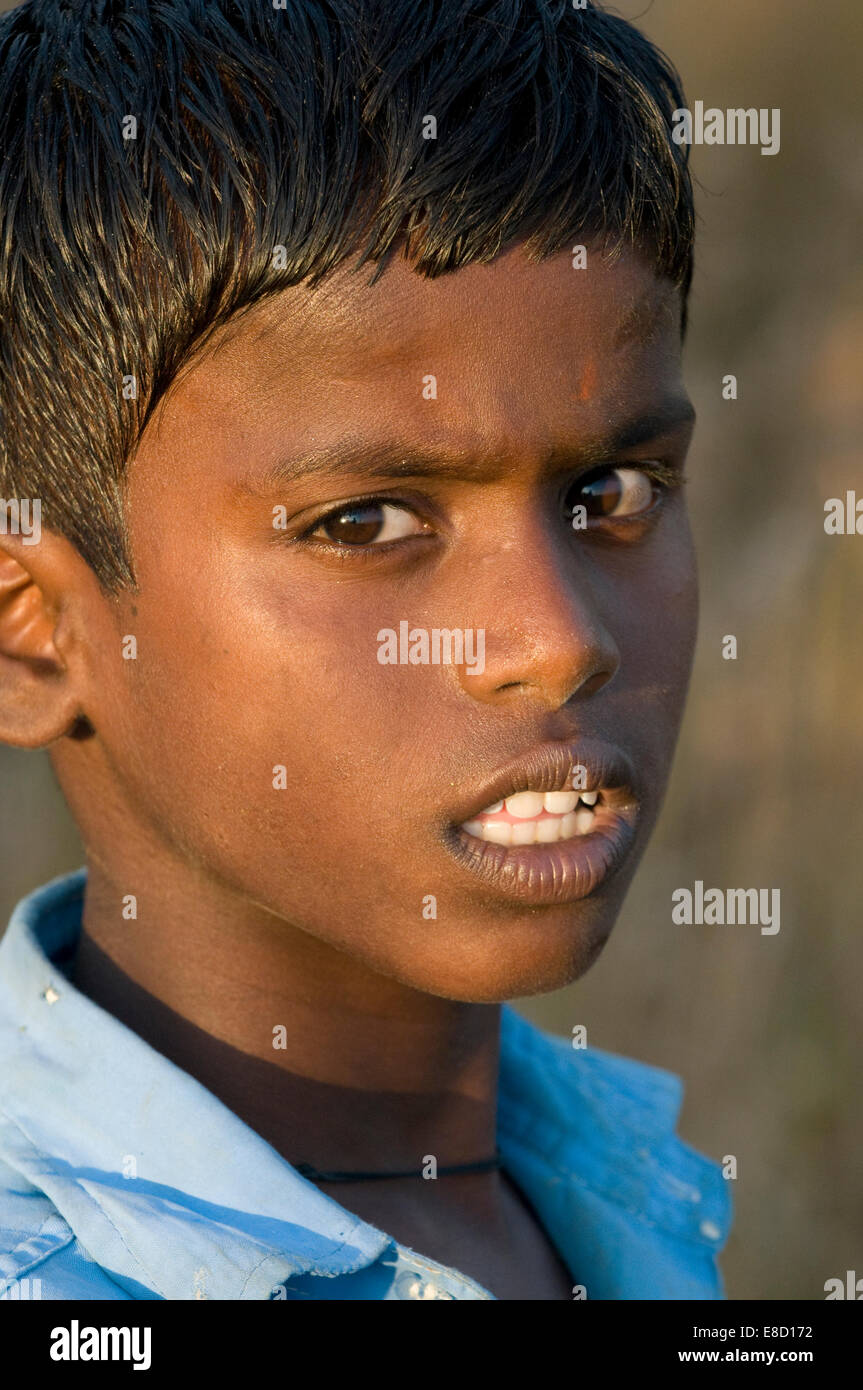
left=0, top=0, right=694, bottom=591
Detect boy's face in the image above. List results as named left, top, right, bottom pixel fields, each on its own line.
left=61, top=243, right=697, bottom=1001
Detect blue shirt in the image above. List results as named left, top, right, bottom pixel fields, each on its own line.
left=0, top=870, right=731, bottom=1300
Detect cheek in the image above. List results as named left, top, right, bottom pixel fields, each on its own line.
left=591, top=508, right=698, bottom=813
left=100, top=567, right=429, bottom=864
left=619, top=506, right=698, bottom=684
left=656, top=509, right=699, bottom=674
left=639, top=520, right=699, bottom=816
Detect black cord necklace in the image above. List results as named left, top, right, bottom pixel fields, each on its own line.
left=295, top=1149, right=503, bottom=1183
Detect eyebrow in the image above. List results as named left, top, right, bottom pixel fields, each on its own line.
left=255, top=399, right=696, bottom=492
left=614, top=292, right=681, bottom=349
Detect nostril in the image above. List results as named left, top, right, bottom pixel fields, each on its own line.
left=578, top=670, right=614, bottom=698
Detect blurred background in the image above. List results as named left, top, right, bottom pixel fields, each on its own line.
left=0, top=0, right=860, bottom=1299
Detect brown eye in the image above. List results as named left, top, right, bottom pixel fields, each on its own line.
left=314, top=501, right=425, bottom=546
left=322, top=503, right=384, bottom=544
left=569, top=467, right=657, bottom=519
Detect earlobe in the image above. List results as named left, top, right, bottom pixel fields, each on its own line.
left=0, top=541, right=84, bottom=747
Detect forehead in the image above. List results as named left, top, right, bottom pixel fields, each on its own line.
left=149, top=245, right=684, bottom=466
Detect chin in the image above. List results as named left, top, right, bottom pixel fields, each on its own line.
left=386, top=910, right=617, bottom=1004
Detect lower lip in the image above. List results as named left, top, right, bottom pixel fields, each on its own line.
left=443, top=803, right=638, bottom=905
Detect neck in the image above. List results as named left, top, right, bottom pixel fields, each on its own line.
left=70, top=853, right=502, bottom=1175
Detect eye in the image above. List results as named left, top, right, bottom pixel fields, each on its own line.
left=566, top=466, right=661, bottom=520
left=309, top=500, right=426, bottom=546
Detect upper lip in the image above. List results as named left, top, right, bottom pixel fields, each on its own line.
left=451, top=738, right=639, bottom=826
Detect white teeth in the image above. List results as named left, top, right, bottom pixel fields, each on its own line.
left=510, top=820, right=539, bottom=845
left=505, top=791, right=545, bottom=819
left=481, top=821, right=512, bottom=846
left=461, top=807, right=597, bottom=846
left=461, top=784, right=605, bottom=845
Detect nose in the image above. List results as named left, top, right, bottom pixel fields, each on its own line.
left=455, top=522, right=620, bottom=710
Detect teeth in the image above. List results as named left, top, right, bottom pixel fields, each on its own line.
left=462, top=810, right=598, bottom=846
left=510, top=820, right=539, bottom=845
left=505, top=791, right=545, bottom=819
left=461, top=784, right=604, bottom=845
left=481, top=821, right=512, bottom=846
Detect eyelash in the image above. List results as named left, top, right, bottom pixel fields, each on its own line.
left=297, top=463, right=685, bottom=555
left=297, top=493, right=434, bottom=556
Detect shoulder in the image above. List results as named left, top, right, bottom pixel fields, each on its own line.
left=499, top=1006, right=733, bottom=1269
left=500, top=1003, right=700, bottom=1169
left=501, top=1003, right=687, bottom=1131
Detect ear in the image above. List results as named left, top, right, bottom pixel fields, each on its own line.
left=0, top=530, right=92, bottom=748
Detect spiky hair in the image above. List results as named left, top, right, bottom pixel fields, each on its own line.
left=0, top=0, right=694, bottom=590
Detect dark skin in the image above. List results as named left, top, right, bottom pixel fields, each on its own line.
left=0, top=243, right=697, bottom=1299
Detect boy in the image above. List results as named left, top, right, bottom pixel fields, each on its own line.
left=0, top=0, right=731, bottom=1300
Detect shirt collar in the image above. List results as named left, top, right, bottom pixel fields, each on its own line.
left=0, top=869, right=392, bottom=1300
left=497, top=1005, right=732, bottom=1296
left=0, top=869, right=731, bottom=1300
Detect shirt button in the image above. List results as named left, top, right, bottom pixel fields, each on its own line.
left=395, top=1270, right=454, bottom=1300
left=42, top=986, right=60, bottom=1005
left=700, top=1219, right=722, bottom=1240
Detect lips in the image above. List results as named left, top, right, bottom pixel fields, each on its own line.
left=443, top=739, right=639, bottom=905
